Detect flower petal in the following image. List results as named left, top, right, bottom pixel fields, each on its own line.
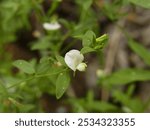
left=64, top=49, right=84, bottom=71
left=43, top=22, right=61, bottom=30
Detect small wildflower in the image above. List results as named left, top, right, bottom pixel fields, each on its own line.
left=43, top=22, right=61, bottom=30
left=64, top=49, right=87, bottom=72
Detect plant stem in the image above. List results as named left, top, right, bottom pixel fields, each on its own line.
left=7, top=68, right=68, bottom=89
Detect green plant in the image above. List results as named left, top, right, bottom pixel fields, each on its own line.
left=0, top=0, right=150, bottom=113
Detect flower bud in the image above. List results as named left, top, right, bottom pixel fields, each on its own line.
left=96, top=69, right=105, bottom=77
left=76, top=63, right=87, bottom=71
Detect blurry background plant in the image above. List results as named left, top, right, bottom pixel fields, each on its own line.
left=0, top=0, right=150, bottom=112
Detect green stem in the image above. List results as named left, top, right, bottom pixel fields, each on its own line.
left=7, top=68, right=68, bottom=89
left=7, top=77, right=34, bottom=89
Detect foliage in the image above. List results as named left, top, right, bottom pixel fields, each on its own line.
left=0, top=0, right=150, bottom=112
left=127, top=0, right=150, bottom=9
left=128, top=39, right=150, bottom=66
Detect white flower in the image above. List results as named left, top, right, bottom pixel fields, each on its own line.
left=43, top=22, right=61, bottom=30
left=64, top=49, right=87, bottom=72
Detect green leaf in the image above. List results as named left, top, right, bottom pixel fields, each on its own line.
left=96, top=34, right=108, bottom=44
left=76, top=0, right=93, bottom=10
left=128, top=40, right=150, bottom=66
left=56, top=72, right=70, bottom=99
left=102, top=68, right=150, bottom=86
left=0, top=0, right=32, bottom=43
left=80, top=46, right=95, bottom=54
left=126, top=84, right=135, bottom=97
left=8, top=97, right=23, bottom=107
left=0, top=84, right=7, bottom=95
left=113, top=91, right=144, bottom=112
left=87, top=101, right=118, bottom=112
left=83, top=0, right=93, bottom=10
left=68, top=98, right=86, bottom=112
left=94, top=34, right=108, bottom=50
left=127, top=0, right=150, bottom=9
left=13, top=60, right=35, bottom=74
left=101, top=1, right=125, bottom=21
left=36, top=61, right=50, bottom=74
left=2, top=76, right=22, bottom=88
left=36, top=57, right=55, bottom=74
left=82, top=30, right=96, bottom=47
left=19, top=104, right=35, bottom=112
left=55, top=55, right=66, bottom=66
